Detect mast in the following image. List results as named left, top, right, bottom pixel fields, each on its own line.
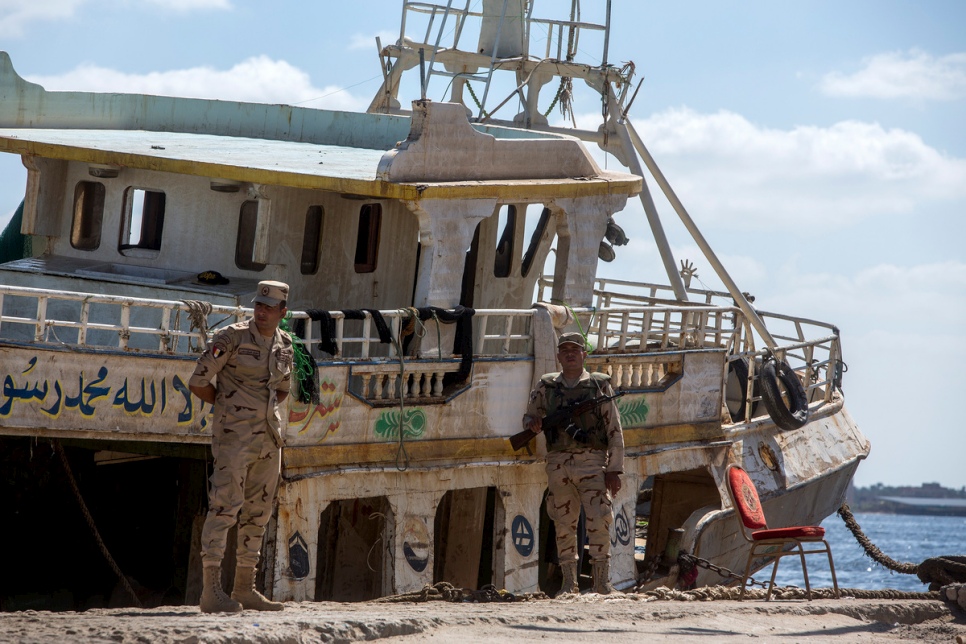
left=371, top=1, right=779, bottom=348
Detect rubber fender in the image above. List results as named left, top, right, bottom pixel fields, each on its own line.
left=759, top=357, right=809, bottom=431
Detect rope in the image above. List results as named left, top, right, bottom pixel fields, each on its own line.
left=634, top=585, right=942, bottom=602
left=544, top=80, right=565, bottom=117
left=180, top=300, right=212, bottom=352
left=465, top=82, right=489, bottom=119
left=838, top=504, right=966, bottom=589
left=837, top=504, right=919, bottom=575
left=373, top=582, right=940, bottom=603
left=391, top=330, right=409, bottom=472
left=371, top=581, right=547, bottom=603
left=918, top=556, right=966, bottom=588
left=52, top=440, right=142, bottom=608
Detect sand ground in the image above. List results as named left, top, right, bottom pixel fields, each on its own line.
left=1, top=594, right=963, bottom=644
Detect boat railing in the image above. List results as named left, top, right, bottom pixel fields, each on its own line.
left=289, top=308, right=534, bottom=360
left=540, top=276, right=844, bottom=418
left=591, top=304, right=740, bottom=354
left=0, top=284, right=841, bottom=414
left=397, top=1, right=611, bottom=66
left=0, top=285, right=536, bottom=359
left=746, top=308, right=842, bottom=407
left=0, top=284, right=248, bottom=354
left=385, top=1, right=617, bottom=124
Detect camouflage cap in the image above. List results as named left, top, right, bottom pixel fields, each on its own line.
left=252, top=280, right=289, bottom=307
left=557, top=332, right=586, bottom=349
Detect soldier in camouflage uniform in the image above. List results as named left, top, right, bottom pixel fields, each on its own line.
left=523, top=332, right=624, bottom=596
left=189, top=280, right=294, bottom=613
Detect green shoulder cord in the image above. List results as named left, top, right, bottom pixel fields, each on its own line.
left=557, top=301, right=596, bottom=352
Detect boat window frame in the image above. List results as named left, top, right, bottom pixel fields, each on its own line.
left=235, top=199, right=267, bottom=272
left=118, top=186, right=166, bottom=258
left=70, top=180, right=106, bottom=251
left=300, top=205, right=325, bottom=275
left=353, top=203, right=382, bottom=274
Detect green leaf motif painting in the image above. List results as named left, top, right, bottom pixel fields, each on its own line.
left=616, top=396, right=649, bottom=428
left=374, top=408, right=427, bottom=441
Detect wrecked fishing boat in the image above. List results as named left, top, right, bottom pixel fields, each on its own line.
left=0, top=1, right=868, bottom=610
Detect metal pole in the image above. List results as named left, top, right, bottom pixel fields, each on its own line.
left=419, top=48, right=427, bottom=100
left=602, top=0, right=612, bottom=67
left=614, top=118, right=688, bottom=301
left=623, top=117, right=779, bottom=349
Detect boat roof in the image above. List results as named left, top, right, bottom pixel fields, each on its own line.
left=0, top=126, right=639, bottom=201
left=0, top=52, right=639, bottom=202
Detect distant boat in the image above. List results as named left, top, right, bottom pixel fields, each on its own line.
left=0, top=1, right=869, bottom=608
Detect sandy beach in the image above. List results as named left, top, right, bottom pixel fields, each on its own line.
left=1, top=593, right=963, bottom=644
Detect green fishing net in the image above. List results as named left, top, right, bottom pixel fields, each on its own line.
left=280, top=316, right=320, bottom=405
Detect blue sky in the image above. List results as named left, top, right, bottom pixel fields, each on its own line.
left=1, top=1, right=964, bottom=489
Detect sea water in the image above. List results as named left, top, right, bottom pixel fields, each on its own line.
left=769, top=512, right=966, bottom=591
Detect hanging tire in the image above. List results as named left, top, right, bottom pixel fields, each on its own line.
left=725, top=357, right=758, bottom=423
left=759, top=357, right=809, bottom=431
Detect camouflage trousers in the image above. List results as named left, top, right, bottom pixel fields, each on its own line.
left=201, top=427, right=281, bottom=568
left=545, top=449, right=613, bottom=563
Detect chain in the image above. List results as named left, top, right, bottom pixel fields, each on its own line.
left=679, top=553, right=770, bottom=590
left=637, top=557, right=660, bottom=586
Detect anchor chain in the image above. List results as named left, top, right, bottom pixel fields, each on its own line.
left=678, top=553, right=770, bottom=590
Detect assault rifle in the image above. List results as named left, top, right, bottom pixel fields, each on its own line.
left=509, top=390, right=625, bottom=451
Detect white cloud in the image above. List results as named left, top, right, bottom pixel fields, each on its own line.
left=819, top=49, right=966, bottom=101
left=0, top=0, right=84, bottom=37
left=624, top=107, right=966, bottom=230
left=24, top=56, right=368, bottom=111
left=0, top=0, right=231, bottom=37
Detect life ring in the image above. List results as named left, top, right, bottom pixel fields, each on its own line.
left=759, top=357, right=809, bottom=431
left=725, top=357, right=758, bottom=423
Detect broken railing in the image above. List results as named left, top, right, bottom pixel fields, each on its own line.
left=0, top=283, right=841, bottom=417
left=540, top=275, right=844, bottom=419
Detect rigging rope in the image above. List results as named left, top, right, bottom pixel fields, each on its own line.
left=180, top=299, right=212, bottom=352
left=53, top=440, right=143, bottom=608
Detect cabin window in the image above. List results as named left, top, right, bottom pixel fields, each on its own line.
left=521, top=206, right=551, bottom=277
left=235, top=200, right=266, bottom=271
left=70, top=181, right=105, bottom=251
left=301, top=205, right=325, bottom=275
left=354, top=203, right=381, bottom=273
left=119, top=187, right=165, bottom=257
left=493, top=205, right=516, bottom=278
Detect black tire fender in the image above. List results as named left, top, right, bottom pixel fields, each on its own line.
left=759, top=357, right=809, bottom=431
left=725, top=357, right=759, bottom=423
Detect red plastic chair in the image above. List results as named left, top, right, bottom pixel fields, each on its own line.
left=725, top=465, right=839, bottom=600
